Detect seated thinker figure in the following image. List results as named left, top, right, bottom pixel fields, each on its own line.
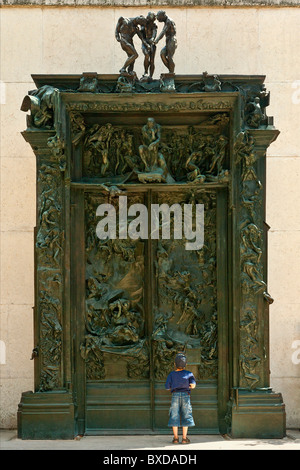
left=165, top=353, right=196, bottom=444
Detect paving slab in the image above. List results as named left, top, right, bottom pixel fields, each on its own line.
left=1, top=429, right=300, bottom=451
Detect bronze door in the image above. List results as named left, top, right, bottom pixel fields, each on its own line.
left=79, top=186, right=228, bottom=434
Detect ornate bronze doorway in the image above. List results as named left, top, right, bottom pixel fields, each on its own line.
left=18, top=74, right=286, bottom=439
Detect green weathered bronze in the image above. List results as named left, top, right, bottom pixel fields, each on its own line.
left=17, top=69, right=285, bottom=439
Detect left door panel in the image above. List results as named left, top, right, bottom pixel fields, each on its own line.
left=81, top=191, right=151, bottom=433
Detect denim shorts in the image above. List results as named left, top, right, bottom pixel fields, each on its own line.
left=168, top=392, right=195, bottom=427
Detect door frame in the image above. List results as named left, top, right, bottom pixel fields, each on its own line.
left=64, top=92, right=240, bottom=436
left=70, top=183, right=230, bottom=435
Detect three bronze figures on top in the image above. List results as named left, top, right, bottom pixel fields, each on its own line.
left=115, top=10, right=176, bottom=82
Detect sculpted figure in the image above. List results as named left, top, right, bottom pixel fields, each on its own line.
left=186, top=151, right=206, bottom=182
left=245, top=97, right=265, bottom=128
left=140, top=12, right=158, bottom=79
left=69, top=112, right=86, bottom=146
left=120, top=133, right=138, bottom=173
left=139, top=118, right=174, bottom=183
left=202, top=72, right=222, bottom=92
left=139, top=117, right=162, bottom=171
left=155, top=11, right=177, bottom=73
left=115, top=15, right=147, bottom=74
left=207, top=135, right=228, bottom=175
left=20, top=85, right=58, bottom=129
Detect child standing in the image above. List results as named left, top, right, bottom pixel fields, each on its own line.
left=165, top=353, right=196, bottom=444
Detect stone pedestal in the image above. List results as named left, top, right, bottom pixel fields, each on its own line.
left=18, top=391, right=75, bottom=440
left=230, top=389, right=286, bottom=438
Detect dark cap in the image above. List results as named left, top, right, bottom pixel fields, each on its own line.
left=175, top=353, right=187, bottom=369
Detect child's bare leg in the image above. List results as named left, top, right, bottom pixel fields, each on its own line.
left=182, top=426, right=188, bottom=439
left=172, top=426, right=179, bottom=438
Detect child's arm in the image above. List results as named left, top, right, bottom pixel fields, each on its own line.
left=189, top=373, right=196, bottom=389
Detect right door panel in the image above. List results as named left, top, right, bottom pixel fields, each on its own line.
left=152, top=189, right=221, bottom=433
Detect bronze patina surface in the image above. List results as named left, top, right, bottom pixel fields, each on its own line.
left=17, top=14, right=285, bottom=438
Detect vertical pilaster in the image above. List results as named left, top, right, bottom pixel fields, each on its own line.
left=17, top=93, right=75, bottom=439
left=230, top=127, right=286, bottom=438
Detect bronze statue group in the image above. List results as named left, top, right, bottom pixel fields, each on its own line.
left=115, top=11, right=177, bottom=80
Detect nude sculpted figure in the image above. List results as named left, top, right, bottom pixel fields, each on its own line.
left=115, top=15, right=148, bottom=75
left=154, top=11, right=177, bottom=74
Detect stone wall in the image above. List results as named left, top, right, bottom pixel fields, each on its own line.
left=0, top=4, right=299, bottom=429
left=1, top=0, right=300, bottom=6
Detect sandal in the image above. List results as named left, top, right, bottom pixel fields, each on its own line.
left=172, top=437, right=179, bottom=444
left=182, top=437, right=190, bottom=444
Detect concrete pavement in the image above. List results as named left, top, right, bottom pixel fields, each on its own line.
left=1, top=429, right=300, bottom=451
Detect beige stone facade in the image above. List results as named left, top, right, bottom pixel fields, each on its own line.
left=0, top=3, right=299, bottom=430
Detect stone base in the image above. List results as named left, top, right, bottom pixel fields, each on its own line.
left=17, top=390, right=75, bottom=440
left=229, top=389, right=286, bottom=439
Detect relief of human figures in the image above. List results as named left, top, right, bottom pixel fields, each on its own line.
left=82, top=116, right=229, bottom=184
left=240, top=222, right=266, bottom=295
left=36, top=164, right=63, bottom=268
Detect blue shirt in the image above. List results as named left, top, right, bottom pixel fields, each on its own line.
left=165, top=370, right=196, bottom=393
